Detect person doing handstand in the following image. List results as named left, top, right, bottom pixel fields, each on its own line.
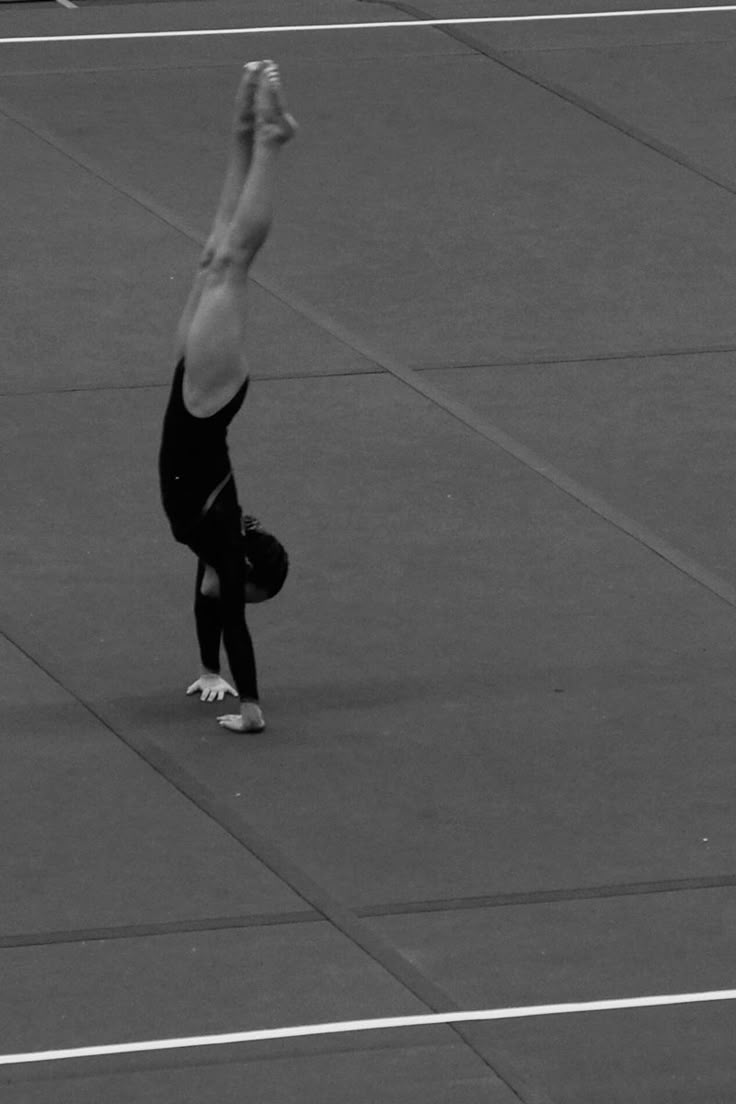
left=159, top=61, right=296, bottom=733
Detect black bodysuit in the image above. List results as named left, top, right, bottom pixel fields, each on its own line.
left=159, top=359, right=258, bottom=702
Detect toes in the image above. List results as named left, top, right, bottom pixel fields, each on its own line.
left=235, top=61, right=262, bottom=117
left=260, top=61, right=285, bottom=108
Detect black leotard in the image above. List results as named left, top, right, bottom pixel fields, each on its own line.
left=159, top=360, right=258, bottom=702
left=159, top=358, right=249, bottom=541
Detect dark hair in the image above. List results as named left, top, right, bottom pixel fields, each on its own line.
left=241, top=514, right=289, bottom=598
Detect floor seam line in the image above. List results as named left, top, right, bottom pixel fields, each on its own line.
left=0, top=369, right=387, bottom=399
left=413, top=342, right=736, bottom=370
left=0, top=98, right=393, bottom=378
left=4, top=98, right=736, bottom=623
left=8, top=79, right=736, bottom=624
left=0, top=911, right=322, bottom=950
left=374, top=0, right=736, bottom=199
left=3, top=873, right=735, bottom=950
left=238, top=273, right=736, bottom=615
left=358, top=875, right=736, bottom=917
left=0, top=615, right=550, bottom=1103
left=0, top=94, right=208, bottom=245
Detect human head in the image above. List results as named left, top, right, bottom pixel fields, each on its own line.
left=241, top=514, right=289, bottom=603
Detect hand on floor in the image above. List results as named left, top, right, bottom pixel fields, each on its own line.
left=186, top=674, right=238, bottom=702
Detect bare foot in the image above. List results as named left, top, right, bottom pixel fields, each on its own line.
left=254, top=60, right=298, bottom=145
left=233, top=60, right=263, bottom=135
left=217, top=702, right=266, bottom=733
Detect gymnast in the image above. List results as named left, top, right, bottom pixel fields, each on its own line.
left=159, top=61, right=296, bottom=733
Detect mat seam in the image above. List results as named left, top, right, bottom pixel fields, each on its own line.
left=2, top=873, right=735, bottom=950
left=3, top=55, right=734, bottom=1101
left=372, top=0, right=736, bottom=198
left=0, top=621, right=543, bottom=1103
left=6, top=339, right=736, bottom=400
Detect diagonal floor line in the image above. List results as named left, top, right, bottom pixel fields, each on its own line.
left=5, top=68, right=736, bottom=621
left=0, top=95, right=212, bottom=247
left=253, top=276, right=736, bottom=609
left=376, top=0, right=736, bottom=198
left=0, top=620, right=547, bottom=1103
left=0, top=88, right=549, bottom=1104
left=5, top=65, right=724, bottom=611
left=3, top=66, right=734, bottom=1101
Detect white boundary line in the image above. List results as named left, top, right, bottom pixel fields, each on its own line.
left=0, top=0, right=729, bottom=1071
left=2, top=989, right=735, bottom=1066
left=0, top=0, right=732, bottom=1069
left=2, top=7, right=736, bottom=46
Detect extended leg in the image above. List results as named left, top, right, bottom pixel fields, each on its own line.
left=180, top=62, right=296, bottom=413
left=175, top=62, right=263, bottom=358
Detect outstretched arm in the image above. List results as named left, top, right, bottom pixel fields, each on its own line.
left=185, top=559, right=238, bottom=702
left=214, top=553, right=265, bottom=732
left=187, top=489, right=265, bottom=731
left=194, top=557, right=223, bottom=673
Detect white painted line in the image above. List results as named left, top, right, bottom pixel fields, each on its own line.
left=2, top=989, right=735, bottom=1066
left=2, top=7, right=736, bottom=46
left=55, top=0, right=78, bottom=9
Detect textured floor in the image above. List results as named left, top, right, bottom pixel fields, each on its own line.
left=2, top=1, right=736, bottom=1100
